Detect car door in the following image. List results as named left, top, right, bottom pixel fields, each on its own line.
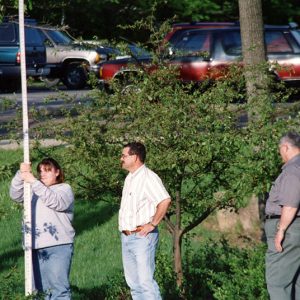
left=216, top=28, right=300, bottom=84
left=0, top=23, right=18, bottom=66
left=266, top=29, right=300, bottom=83
left=40, top=29, right=75, bottom=65
left=211, top=29, right=243, bottom=79
left=168, top=29, right=212, bottom=82
left=23, top=26, right=47, bottom=67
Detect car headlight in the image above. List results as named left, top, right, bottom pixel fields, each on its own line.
left=94, top=53, right=101, bottom=64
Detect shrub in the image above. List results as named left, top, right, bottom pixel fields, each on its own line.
left=184, top=240, right=268, bottom=300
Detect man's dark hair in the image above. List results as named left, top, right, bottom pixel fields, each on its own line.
left=124, top=142, right=146, bottom=163
left=280, top=132, right=300, bottom=148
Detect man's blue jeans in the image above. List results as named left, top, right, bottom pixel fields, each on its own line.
left=121, top=229, right=162, bottom=300
left=32, top=244, right=73, bottom=299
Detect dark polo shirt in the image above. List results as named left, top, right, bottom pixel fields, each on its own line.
left=265, top=154, right=300, bottom=216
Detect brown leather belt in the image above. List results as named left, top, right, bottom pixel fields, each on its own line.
left=122, top=226, right=143, bottom=236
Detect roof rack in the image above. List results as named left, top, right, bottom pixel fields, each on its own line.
left=289, top=22, right=298, bottom=29
left=2, top=16, right=37, bottom=24
left=172, top=21, right=238, bottom=27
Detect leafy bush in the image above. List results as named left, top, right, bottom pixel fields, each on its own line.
left=184, top=240, right=268, bottom=300
left=155, top=241, right=180, bottom=299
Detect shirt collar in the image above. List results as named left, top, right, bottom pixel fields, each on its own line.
left=128, top=164, right=145, bottom=178
left=282, top=153, right=300, bottom=170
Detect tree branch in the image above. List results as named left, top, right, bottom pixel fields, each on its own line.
left=182, top=205, right=218, bottom=236
left=163, top=215, right=175, bottom=234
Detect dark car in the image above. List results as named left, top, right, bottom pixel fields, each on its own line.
left=0, top=18, right=49, bottom=91
left=97, top=23, right=300, bottom=90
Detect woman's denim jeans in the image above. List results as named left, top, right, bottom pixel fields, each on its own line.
left=32, top=243, right=73, bottom=299
left=121, top=230, right=162, bottom=300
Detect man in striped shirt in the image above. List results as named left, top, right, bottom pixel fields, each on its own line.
left=119, top=142, right=171, bottom=300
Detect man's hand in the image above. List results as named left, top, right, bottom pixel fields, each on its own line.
left=274, top=206, right=298, bottom=252
left=274, top=228, right=285, bottom=252
left=139, top=223, right=155, bottom=236
left=139, top=223, right=155, bottom=237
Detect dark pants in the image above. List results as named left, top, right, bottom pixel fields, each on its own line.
left=265, top=218, right=300, bottom=300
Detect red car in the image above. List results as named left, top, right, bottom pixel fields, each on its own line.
left=97, top=23, right=300, bottom=90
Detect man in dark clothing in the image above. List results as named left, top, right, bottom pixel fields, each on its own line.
left=265, top=132, right=300, bottom=300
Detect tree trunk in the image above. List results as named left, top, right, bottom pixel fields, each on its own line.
left=239, top=0, right=270, bottom=245
left=173, top=189, right=184, bottom=289
left=173, top=228, right=183, bottom=287
left=238, top=0, right=269, bottom=117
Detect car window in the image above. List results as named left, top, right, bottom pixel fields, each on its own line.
left=222, top=30, right=294, bottom=56
left=291, top=30, right=300, bottom=46
left=265, top=31, right=293, bottom=53
left=0, top=23, right=16, bottom=43
left=44, top=29, right=73, bottom=45
left=25, top=27, right=44, bottom=45
left=173, top=31, right=211, bottom=54
left=222, top=31, right=242, bottom=56
left=168, top=29, right=192, bottom=46
left=128, top=44, right=151, bottom=58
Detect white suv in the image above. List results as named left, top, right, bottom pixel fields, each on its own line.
left=39, top=27, right=106, bottom=89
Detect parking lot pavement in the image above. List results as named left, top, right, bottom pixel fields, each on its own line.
left=0, top=85, right=94, bottom=137
left=0, top=85, right=91, bottom=103
left=0, top=138, right=67, bottom=149
left=0, top=85, right=93, bottom=118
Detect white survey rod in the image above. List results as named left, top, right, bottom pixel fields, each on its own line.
left=18, top=0, right=33, bottom=295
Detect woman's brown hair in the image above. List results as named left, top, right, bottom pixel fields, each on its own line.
left=36, top=158, right=65, bottom=184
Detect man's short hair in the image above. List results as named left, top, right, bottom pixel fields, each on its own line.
left=124, top=142, right=146, bottom=163
left=280, top=132, right=300, bottom=148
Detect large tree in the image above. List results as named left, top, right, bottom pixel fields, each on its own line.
left=238, top=0, right=271, bottom=118
left=24, top=62, right=298, bottom=293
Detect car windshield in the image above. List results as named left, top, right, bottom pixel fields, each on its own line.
left=44, top=29, right=73, bottom=45
left=128, top=44, right=151, bottom=58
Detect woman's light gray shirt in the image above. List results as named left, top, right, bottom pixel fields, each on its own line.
left=10, top=171, right=75, bottom=249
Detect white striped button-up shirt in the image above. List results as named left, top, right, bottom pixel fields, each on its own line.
left=118, top=164, right=170, bottom=231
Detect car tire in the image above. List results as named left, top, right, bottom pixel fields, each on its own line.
left=62, top=63, right=87, bottom=90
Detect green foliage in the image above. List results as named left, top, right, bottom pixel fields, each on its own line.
left=0, top=266, right=24, bottom=300
left=184, top=240, right=268, bottom=300
left=155, top=240, right=179, bottom=298
left=2, top=0, right=299, bottom=41
left=16, top=20, right=300, bottom=279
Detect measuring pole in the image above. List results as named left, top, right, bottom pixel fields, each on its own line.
left=18, top=0, right=33, bottom=295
